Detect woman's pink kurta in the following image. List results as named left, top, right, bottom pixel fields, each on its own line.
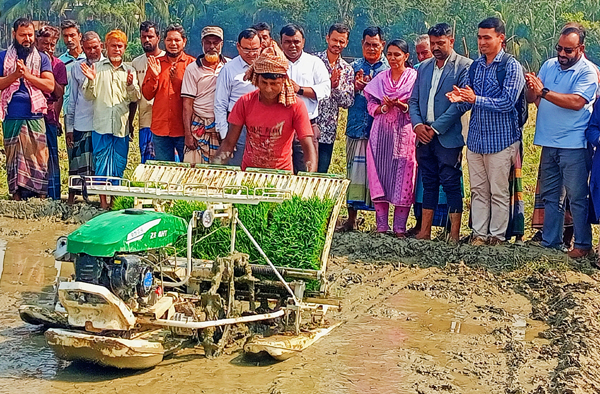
left=364, top=68, right=417, bottom=207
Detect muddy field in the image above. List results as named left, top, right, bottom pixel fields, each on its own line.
left=1, top=206, right=600, bottom=394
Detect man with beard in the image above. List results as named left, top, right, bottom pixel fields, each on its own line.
left=525, top=24, right=598, bottom=257
left=338, top=26, right=389, bottom=232
left=181, top=26, right=227, bottom=164
left=81, top=30, right=140, bottom=209
left=0, top=18, right=55, bottom=200
left=280, top=23, right=331, bottom=173
left=142, top=24, right=194, bottom=162
left=35, top=25, right=68, bottom=200
left=59, top=20, right=85, bottom=115
left=251, top=22, right=272, bottom=49
left=409, top=23, right=472, bottom=242
left=65, top=31, right=103, bottom=204
left=131, top=21, right=164, bottom=163
left=314, top=23, right=354, bottom=173
left=214, top=28, right=261, bottom=166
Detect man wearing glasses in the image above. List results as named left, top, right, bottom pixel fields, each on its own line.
left=525, top=23, right=599, bottom=258
left=214, top=28, right=261, bottom=166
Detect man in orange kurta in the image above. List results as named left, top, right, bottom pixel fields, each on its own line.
left=142, top=23, right=194, bottom=162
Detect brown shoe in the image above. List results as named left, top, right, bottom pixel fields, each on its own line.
left=488, top=237, right=504, bottom=246
left=567, top=248, right=591, bottom=259
left=470, top=236, right=487, bottom=246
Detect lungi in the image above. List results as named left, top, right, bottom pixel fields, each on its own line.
left=3, top=118, right=48, bottom=195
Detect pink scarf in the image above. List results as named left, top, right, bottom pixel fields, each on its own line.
left=0, top=46, right=47, bottom=121
left=363, top=68, right=417, bottom=103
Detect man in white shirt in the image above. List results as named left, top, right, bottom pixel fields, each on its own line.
left=130, top=21, right=165, bottom=163
left=280, top=23, right=331, bottom=173
left=213, top=28, right=261, bottom=166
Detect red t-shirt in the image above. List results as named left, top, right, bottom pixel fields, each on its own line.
left=228, top=90, right=313, bottom=171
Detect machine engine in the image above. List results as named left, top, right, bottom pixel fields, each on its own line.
left=75, top=254, right=154, bottom=300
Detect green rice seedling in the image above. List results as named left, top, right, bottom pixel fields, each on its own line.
left=166, top=200, right=207, bottom=222
left=111, top=196, right=135, bottom=211
left=265, top=196, right=334, bottom=270
left=168, top=196, right=335, bottom=270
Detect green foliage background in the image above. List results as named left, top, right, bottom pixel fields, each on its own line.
left=0, top=0, right=598, bottom=68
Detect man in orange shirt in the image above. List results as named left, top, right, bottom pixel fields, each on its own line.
left=142, top=23, right=194, bottom=161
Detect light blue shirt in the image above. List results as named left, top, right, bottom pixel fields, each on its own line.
left=59, top=50, right=86, bottom=115
left=213, top=55, right=257, bottom=139
left=65, top=57, right=103, bottom=133
left=534, top=56, right=598, bottom=149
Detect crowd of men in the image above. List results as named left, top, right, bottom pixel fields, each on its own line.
left=1, top=16, right=600, bottom=260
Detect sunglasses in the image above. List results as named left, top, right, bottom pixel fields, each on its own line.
left=555, top=44, right=580, bottom=55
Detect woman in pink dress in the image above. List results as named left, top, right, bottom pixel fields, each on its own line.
left=364, top=39, right=417, bottom=237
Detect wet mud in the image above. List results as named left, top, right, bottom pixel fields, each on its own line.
left=0, top=200, right=103, bottom=224
left=0, top=219, right=599, bottom=393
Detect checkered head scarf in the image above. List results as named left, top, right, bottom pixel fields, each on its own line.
left=244, top=42, right=296, bottom=106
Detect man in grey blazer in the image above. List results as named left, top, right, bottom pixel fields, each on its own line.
left=409, top=23, right=472, bottom=242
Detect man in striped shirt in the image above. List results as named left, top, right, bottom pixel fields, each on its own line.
left=448, top=17, right=525, bottom=246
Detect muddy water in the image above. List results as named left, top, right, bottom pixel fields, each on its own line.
left=0, top=217, right=556, bottom=394
left=0, top=218, right=77, bottom=394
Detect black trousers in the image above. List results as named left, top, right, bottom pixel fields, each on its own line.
left=292, top=139, right=306, bottom=174
left=317, top=142, right=334, bottom=173
left=416, top=135, right=463, bottom=213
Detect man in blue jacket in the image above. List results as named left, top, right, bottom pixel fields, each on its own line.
left=409, top=23, right=472, bottom=242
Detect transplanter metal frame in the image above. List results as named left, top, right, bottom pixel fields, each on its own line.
left=68, top=177, right=292, bottom=204
left=69, top=162, right=350, bottom=293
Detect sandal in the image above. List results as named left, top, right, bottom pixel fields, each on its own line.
left=335, top=221, right=355, bottom=233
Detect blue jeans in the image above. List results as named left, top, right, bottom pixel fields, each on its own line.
left=153, top=135, right=185, bottom=162
left=228, top=127, right=246, bottom=167
left=317, top=142, right=334, bottom=173
left=540, top=147, right=592, bottom=249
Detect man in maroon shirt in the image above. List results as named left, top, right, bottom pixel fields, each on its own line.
left=36, top=25, right=67, bottom=200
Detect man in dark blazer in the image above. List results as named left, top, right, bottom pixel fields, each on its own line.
left=409, top=22, right=472, bottom=242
